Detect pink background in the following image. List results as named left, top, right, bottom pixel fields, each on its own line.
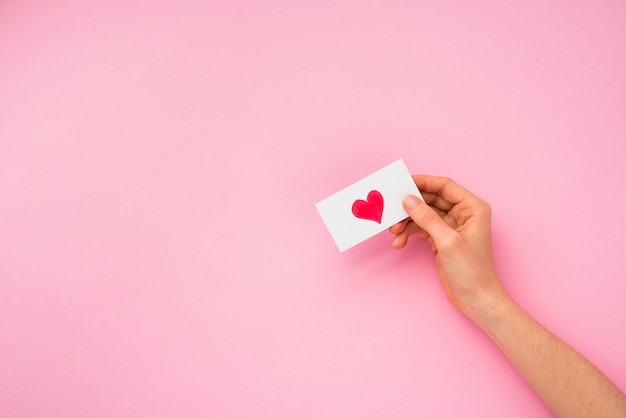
left=1, top=1, right=625, bottom=416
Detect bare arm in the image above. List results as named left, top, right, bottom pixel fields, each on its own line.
left=479, top=294, right=626, bottom=417
left=391, top=175, right=626, bottom=417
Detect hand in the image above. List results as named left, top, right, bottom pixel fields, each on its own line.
left=390, top=175, right=508, bottom=324
left=391, top=176, right=626, bottom=416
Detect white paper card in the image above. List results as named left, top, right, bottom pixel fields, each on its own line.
left=316, top=159, right=423, bottom=252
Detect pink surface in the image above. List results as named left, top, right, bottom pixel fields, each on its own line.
left=1, top=1, right=625, bottom=416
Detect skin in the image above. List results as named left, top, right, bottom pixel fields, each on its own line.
left=390, top=175, right=626, bottom=418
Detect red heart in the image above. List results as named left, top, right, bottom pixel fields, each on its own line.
left=351, top=190, right=384, bottom=224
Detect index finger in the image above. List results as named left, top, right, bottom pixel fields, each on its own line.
left=413, top=175, right=472, bottom=206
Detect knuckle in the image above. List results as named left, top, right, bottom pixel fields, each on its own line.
left=442, top=176, right=457, bottom=187
left=478, top=199, right=492, bottom=216
left=438, top=232, right=463, bottom=252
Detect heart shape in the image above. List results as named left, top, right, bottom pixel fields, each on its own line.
left=351, top=190, right=384, bottom=224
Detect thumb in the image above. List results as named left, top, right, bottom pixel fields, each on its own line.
left=403, top=194, right=454, bottom=245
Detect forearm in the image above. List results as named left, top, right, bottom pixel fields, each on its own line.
left=475, top=295, right=626, bottom=418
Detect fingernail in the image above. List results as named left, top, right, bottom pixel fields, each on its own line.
left=403, top=195, right=420, bottom=209
left=392, top=236, right=400, bottom=247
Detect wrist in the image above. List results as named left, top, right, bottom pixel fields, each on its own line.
left=464, top=284, right=515, bottom=332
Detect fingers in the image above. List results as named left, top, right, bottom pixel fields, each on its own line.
left=402, top=194, right=454, bottom=247
left=413, top=175, right=472, bottom=206
left=421, top=191, right=454, bottom=212
left=391, top=175, right=477, bottom=250
left=389, top=191, right=452, bottom=236
left=392, top=232, right=409, bottom=249
left=392, top=221, right=430, bottom=249
left=388, top=218, right=410, bottom=234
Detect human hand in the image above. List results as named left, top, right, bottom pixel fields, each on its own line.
left=392, top=176, right=626, bottom=417
left=390, top=175, right=509, bottom=324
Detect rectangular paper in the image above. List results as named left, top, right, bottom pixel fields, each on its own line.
left=315, top=159, right=423, bottom=252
